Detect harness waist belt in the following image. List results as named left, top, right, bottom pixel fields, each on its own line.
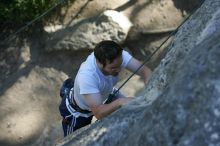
left=68, top=89, right=91, bottom=114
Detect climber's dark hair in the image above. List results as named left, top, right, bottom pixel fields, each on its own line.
left=94, top=40, right=123, bottom=67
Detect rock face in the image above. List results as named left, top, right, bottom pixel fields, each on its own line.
left=57, top=0, right=220, bottom=146
left=0, top=1, right=189, bottom=145
left=0, top=67, right=66, bottom=146
left=46, top=10, right=132, bottom=51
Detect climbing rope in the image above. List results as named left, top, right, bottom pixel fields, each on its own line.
left=3, top=0, right=205, bottom=95
left=112, top=1, right=205, bottom=96
left=3, top=0, right=65, bottom=43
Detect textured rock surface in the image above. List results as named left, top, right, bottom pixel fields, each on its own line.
left=46, top=10, right=132, bottom=51
left=0, top=66, right=66, bottom=146
left=56, top=0, right=220, bottom=146
left=0, top=0, right=213, bottom=146
left=143, top=0, right=219, bottom=103
left=121, top=0, right=184, bottom=33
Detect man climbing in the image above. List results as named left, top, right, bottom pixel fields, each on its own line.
left=59, top=40, right=152, bottom=137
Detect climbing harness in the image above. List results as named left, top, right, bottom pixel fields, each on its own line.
left=60, top=78, right=92, bottom=114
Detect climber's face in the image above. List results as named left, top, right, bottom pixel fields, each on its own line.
left=100, top=56, right=122, bottom=76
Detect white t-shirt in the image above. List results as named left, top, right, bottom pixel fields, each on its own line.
left=73, top=50, right=132, bottom=113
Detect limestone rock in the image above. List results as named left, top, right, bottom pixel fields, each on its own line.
left=0, top=67, right=66, bottom=146
left=46, top=10, right=132, bottom=51
left=56, top=0, right=220, bottom=146
left=121, top=0, right=184, bottom=34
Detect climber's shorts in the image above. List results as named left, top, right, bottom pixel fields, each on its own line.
left=59, top=97, right=93, bottom=137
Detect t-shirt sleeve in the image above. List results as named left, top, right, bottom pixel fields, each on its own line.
left=121, top=50, right=133, bottom=68
left=78, top=73, right=99, bottom=94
